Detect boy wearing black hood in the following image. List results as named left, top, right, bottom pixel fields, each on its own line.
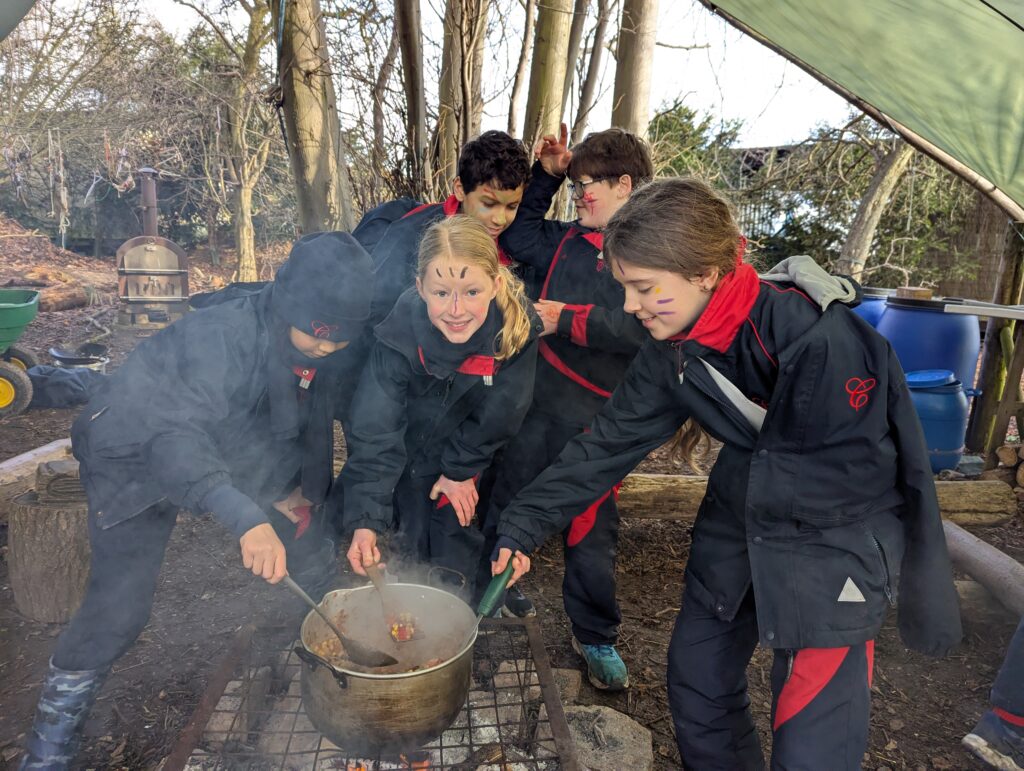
left=18, top=233, right=373, bottom=771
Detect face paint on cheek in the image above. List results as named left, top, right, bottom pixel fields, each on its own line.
left=654, top=287, right=662, bottom=295
left=656, top=298, right=674, bottom=304
left=581, top=193, right=596, bottom=213
left=656, top=311, right=676, bottom=316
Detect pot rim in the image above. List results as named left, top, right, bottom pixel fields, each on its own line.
left=299, top=582, right=478, bottom=680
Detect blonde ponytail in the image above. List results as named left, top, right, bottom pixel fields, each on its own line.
left=492, top=265, right=531, bottom=360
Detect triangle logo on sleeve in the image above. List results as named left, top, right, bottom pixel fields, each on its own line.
left=838, top=577, right=866, bottom=603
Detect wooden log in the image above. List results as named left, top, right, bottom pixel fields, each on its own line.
left=38, top=283, right=88, bottom=312
left=1016, top=464, right=1024, bottom=489
left=34, top=458, right=85, bottom=504
left=980, top=467, right=1017, bottom=486
left=944, top=520, right=1024, bottom=617
left=995, top=444, right=1021, bottom=466
left=7, top=490, right=90, bottom=623
left=617, top=474, right=1016, bottom=526
left=955, top=579, right=1017, bottom=626
left=0, top=438, right=73, bottom=507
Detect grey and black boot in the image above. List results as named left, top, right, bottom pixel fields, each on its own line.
left=20, top=659, right=107, bottom=770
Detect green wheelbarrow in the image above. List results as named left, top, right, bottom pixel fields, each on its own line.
left=0, top=288, right=41, bottom=418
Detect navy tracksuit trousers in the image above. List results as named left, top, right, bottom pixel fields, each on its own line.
left=391, top=471, right=485, bottom=597
left=54, top=501, right=334, bottom=672
left=669, top=585, right=873, bottom=770
left=482, top=409, right=621, bottom=645
left=991, top=616, right=1024, bottom=721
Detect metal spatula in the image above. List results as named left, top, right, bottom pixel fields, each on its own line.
left=282, top=576, right=398, bottom=668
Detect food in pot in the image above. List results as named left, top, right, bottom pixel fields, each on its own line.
left=310, top=635, right=345, bottom=666
left=389, top=612, right=416, bottom=642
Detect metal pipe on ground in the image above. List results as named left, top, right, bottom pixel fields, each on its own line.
left=943, top=519, right=1024, bottom=617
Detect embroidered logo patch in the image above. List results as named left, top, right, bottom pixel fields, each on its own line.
left=310, top=320, right=338, bottom=339
left=837, top=577, right=867, bottom=603
left=844, top=377, right=876, bottom=411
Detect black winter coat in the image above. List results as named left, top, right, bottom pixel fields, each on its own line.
left=72, top=289, right=361, bottom=537
left=499, top=162, right=645, bottom=425
left=497, top=277, right=962, bottom=656
left=341, top=288, right=543, bottom=534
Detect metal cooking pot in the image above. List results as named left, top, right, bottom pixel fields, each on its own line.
left=296, top=582, right=477, bottom=754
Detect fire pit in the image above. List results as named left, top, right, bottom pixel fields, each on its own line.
left=163, top=618, right=579, bottom=770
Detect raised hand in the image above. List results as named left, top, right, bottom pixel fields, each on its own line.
left=533, top=122, right=572, bottom=177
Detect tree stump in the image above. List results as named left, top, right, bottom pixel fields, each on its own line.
left=7, top=490, right=90, bottom=622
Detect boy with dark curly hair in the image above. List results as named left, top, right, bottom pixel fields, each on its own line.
left=354, top=130, right=533, bottom=331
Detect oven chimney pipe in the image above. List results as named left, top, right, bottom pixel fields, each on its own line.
left=139, top=167, right=158, bottom=237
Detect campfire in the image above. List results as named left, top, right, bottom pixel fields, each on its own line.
left=164, top=618, right=578, bottom=770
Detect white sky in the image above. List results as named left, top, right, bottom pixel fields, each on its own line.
left=145, top=0, right=854, bottom=148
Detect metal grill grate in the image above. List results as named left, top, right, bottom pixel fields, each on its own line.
left=164, top=618, right=579, bottom=771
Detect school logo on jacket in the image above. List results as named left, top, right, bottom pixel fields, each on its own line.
left=844, top=377, right=876, bottom=411
left=311, top=320, right=339, bottom=339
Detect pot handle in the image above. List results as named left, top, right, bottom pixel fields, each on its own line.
left=293, top=646, right=348, bottom=688
left=427, top=565, right=468, bottom=592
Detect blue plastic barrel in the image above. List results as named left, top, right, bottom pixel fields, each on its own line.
left=876, top=297, right=980, bottom=388
left=906, top=369, right=969, bottom=473
left=852, top=288, right=892, bottom=328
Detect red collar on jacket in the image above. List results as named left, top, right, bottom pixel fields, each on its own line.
left=670, top=263, right=759, bottom=352
left=417, top=346, right=497, bottom=377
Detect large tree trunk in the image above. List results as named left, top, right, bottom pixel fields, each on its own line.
left=8, top=491, right=90, bottom=623
left=235, top=184, right=257, bottom=282
left=611, top=0, right=659, bottom=136
left=373, top=24, right=400, bottom=182
left=523, top=0, right=574, bottom=144
left=966, top=198, right=1024, bottom=450
left=571, top=0, right=610, bottom=143
left=467, top=0, right=489, bottom=139
left=275, top=0, right=354, bottom=232
left=507, top=0, right=536, bottom=137
left=436, top=0, right=465, bottom=187
left=561, top=0, right=590, bottom=116
left=834, top=140, right=915, bottom=280
left=394, top=0, right=431, bottom=197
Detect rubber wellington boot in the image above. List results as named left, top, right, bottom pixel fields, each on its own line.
left=19, top=659, right=107, bottom=770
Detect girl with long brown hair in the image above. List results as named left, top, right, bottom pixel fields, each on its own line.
left=490, top=177, right=961, bottom=768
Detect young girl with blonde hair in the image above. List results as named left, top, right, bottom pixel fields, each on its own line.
left=491, top=178, right=961, bottom=768
left=341, top=215, right=538, bottom=588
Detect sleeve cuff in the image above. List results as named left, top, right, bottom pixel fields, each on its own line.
left=490, top=535, right=527, bottom=561
left=496, top=519, right=541, bottom=554
left=558, top=304, right=592, bottom=346
left=200, top=484, right=268, bottom=539
left=532, top=161, right=566, bottom=189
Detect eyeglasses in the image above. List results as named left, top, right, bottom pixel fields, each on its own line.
left=567, top=176, right=616, bottom=199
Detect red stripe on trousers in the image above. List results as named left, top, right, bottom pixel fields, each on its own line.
left=773, top=647, right=850, bottom=731
left=566, top=482, right=621, bottom=547
left=995, top=707, right=1024, bottom=727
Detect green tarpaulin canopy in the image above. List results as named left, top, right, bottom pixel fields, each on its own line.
left=701, top=0, right=1024, bottom=218
left=0, top=1, right=36, bottom=45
